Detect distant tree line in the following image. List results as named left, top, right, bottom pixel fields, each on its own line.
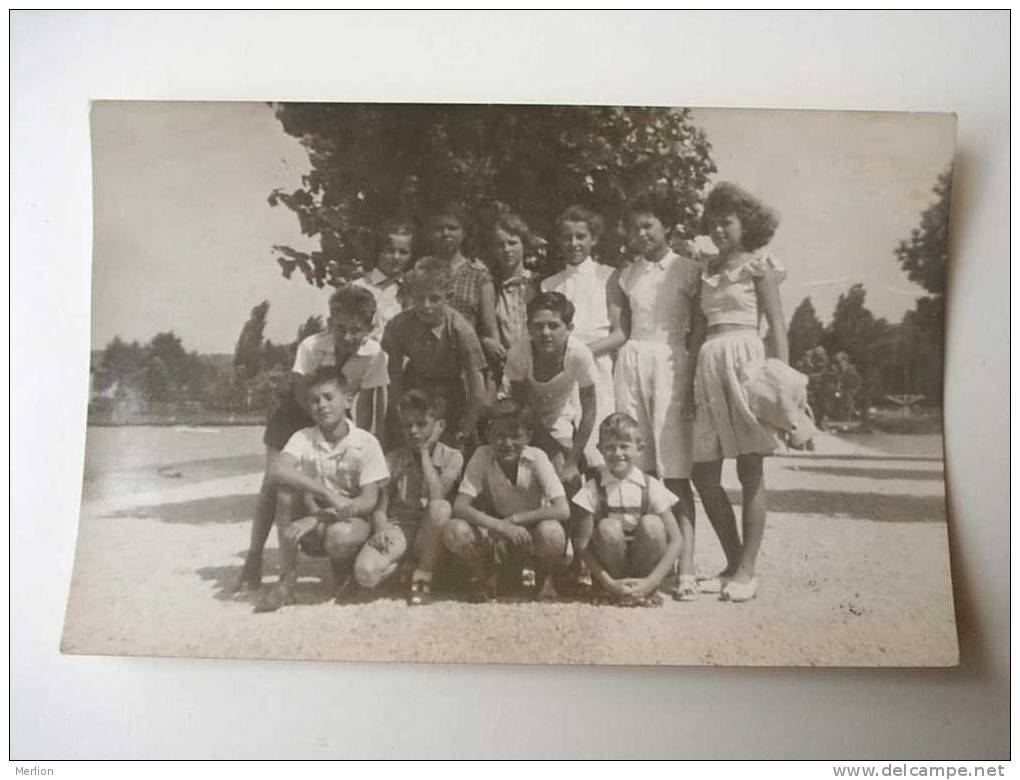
left=787, top=166, right=950, bottom=421
left=90, top=305, right=322, bottom=421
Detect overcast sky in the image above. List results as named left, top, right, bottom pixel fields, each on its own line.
left=90, top=102, right=954, bottom=354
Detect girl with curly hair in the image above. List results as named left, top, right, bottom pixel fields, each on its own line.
left=686, top=181, right=788, bottom=603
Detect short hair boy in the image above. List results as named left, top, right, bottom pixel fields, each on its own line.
left=572, top=413, right=684, bottom=606
left=381, top=258, right=487, bottom=450
left=444, top=399, right=571, bottom=602
left=366, top=390, right=463, bottom=605
left=505, top=291, right=597, bottom=491
left=256, top=366, right=389, bottom=612
left=232, top=283, right=388, bottom=593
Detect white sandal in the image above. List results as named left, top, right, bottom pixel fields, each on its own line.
left=721, top=577, right=758, bottom=603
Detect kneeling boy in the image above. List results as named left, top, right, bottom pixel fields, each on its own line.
left=256, top=366, right=389, bottom=613
left=367, top=389, right=463, bottom=605
left=445, top=399, right=571, bottom=602
left=573, top=413, right=684, bottom=606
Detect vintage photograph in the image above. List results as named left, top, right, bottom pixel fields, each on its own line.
left=63, top=101, right=957, bottom=666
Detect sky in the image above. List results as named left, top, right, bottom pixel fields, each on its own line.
left=90, top=102, right=955, bottom=354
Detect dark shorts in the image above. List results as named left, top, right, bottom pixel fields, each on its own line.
left=263, top=395, right=313, bottom=451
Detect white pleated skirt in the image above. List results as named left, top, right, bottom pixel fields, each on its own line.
left=693, top=331, right=778, bottom=462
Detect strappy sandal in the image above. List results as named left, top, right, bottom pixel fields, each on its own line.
left=670, top=574, right=700, bottom=602
left=407, top=579, right=432, bottom=606
left=698, top=573, right=732, bottom=594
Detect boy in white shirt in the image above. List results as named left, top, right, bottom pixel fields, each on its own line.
left=256, top=366, right=389, bottom=613
left=573, top=413, right=684, bottom=606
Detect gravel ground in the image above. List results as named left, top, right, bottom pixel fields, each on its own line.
left=62, top=427, right=957, bottom=667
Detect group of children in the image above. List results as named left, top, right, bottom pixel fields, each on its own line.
left=232, top=181, right=789, bottom=611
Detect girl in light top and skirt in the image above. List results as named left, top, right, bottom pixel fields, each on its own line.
left=687, top=182, right=788, bottom=603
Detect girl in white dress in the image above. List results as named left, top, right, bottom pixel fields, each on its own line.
left=687, top=182, right=788, bottom=603
left=609, top=190, right=701, bottom=597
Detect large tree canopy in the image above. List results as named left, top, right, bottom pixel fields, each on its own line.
left=268, top=103, right=716, bottom=285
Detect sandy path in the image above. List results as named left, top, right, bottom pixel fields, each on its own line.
left=62, top=429, right=957, bottom=667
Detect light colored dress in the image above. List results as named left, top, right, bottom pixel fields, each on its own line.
left=693, top=252, right=786, bottom=461
left=613, top=250, right=700, bottom=479
left=541, top=257, right=616, bottom=465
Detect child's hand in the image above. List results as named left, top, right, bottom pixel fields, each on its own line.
left=420, top=420, right=446, bottom=454
left=283, top=516, right=319, bottom=545
left=367, top=528, right=393, bottom=554
left=481, top=337, right=506, bottom=364
left=498, top=520, right=532, bottom=549
left=325, top=490, right=350, bottom=513
left=620, top=577, right=654, bottom=598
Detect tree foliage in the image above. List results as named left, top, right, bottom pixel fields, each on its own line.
left=895, top=166, right=952, bottom=297
left=268, top=103, right=717, bottom=284
left=787, top=297, right=825, bottom=367
left=234, top=300, right=270, bottom=379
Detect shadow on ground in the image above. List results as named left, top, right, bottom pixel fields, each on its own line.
left=105, top=493, right=256, bottom=525
left=786, top=465, right=945, bottom=482
left=726, top=488, right=946, bottom=522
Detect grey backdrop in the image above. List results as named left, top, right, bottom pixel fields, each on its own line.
left=10, top=10, right=1009, bottom=759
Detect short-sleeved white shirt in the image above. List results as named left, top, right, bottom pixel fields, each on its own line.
left=459, top=445, right=566, bottom=517
left=281, top=422, right=389, bottom=498
left=540, top=257, right=614, bottom=345
left=353, top=268, right=404, bottom=339
left=292, top=333, right=389, bottom=397
left=503, top=335, right=597, bottom=442
left=572, top=466, right=678, bottom=532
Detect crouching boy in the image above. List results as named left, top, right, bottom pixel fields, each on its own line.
left=444, top=399, right=571, bottom=602
left=368, top=390, right=463, bottom=606
left=572, top=413, right=684, bottom=606
left=256, top=366, right=389, bottom=613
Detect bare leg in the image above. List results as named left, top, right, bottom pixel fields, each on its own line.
left=531, top=520, right=568, bottom=600
left=412, top=500, right=452, bottom=579
left=691, top=460, right=741, bottom=576
left=664, top=478, right=695, bottom=578
left=232, top=448, right=281, bottom=591
left=442, top=518, right=490, bottom=580
left=254, top=488, right=300, bottom=613
left=629, top=514, right=668, bottom=578
left=325, top=518, right=372, bottom=595
left=733, top=454, right=766, bottom=583
left=591, top=516, right=628, bottom=580
left=353, top=525, right=407, bottom=590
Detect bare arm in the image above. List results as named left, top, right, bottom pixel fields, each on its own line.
left=757, top=273, right=789, bottom=363
left=382, top=338, right=405, bottom=450
left=569, top=385, right=596, bottom=465
left=269, top=454, right=339, bottom=504
left=508, top=496, right=570, bottom=527
left=334, top=480, right=382, bottom=522
left=353, top=388, right=375, bottom=432
left=453, top=492, right=506, bottom=533
left=478, top=280, right=499, bottom=343
left=592, top=269, right=629, bottom=356
left=460, top=368, right=486, bottom=442
left=683, top=302, right=707, bottom=409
